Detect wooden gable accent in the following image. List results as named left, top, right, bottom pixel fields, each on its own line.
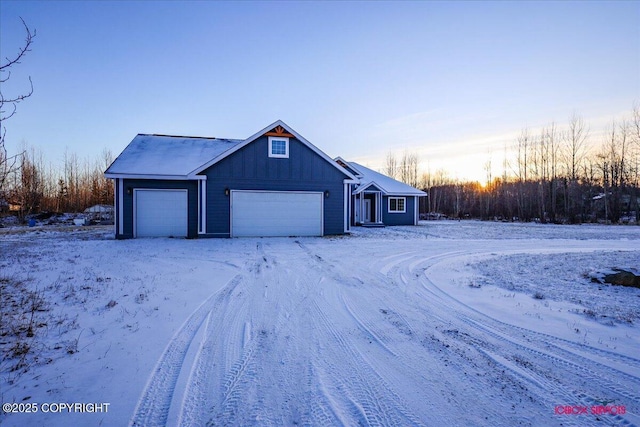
left=264, top=125, right=295, bottom=138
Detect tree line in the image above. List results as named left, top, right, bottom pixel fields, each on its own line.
left=386, top=106, right=640, bottom=224
left=0, top=19, right=114, bottom=221
left=2, top=20, right=638, bottom=225
left=2, top=145, right=114, bottom=219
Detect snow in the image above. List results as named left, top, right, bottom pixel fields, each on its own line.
left=348, top=161, right=427, bottom=196
left=1, top=221, right=639, bottom=426
left=104, top=134, right=243, bottom=177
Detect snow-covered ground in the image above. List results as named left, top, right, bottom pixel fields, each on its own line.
left=1, top=221, right=639, bottom=426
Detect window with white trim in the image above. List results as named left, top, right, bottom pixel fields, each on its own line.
left=268, top=137, right=289, bottom=158
left=388, top=197, right=406, bottom=213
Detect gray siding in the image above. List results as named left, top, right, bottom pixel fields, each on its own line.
left=117, top=179, right=198, bottom=239
left=382, top=196, right=416, bottom=226
left=201, top=135, right=346, bottom=237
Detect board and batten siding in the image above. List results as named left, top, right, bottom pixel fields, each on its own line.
left=116, top=179, right=198, bottom=239
left=200, top=135, right=347, bottom=237
left=381, top=196, right=417, bottom=226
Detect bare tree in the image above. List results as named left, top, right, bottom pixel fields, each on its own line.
left=547, top=122, right=560, bottom=222
left=14, top=146, right=44, bottom=219
left=385, top=152, right=398, bottom=180
left=562, top=114, right=589, bottom=222
left=0, top=18, right=36, bottom=193
left=515, top=128, right=530, bottom=220
left=399, top=151, right=419, bottom=187
left=631, top=105, right=640, bottom=222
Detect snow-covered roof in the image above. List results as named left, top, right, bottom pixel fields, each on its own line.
left=104, top=134, right=244, bottom=179
left=84, top=204, right=114, bottom=213
left=105, top=120, right=357, bottom=181
left=348, top=162, right=426, bottom=196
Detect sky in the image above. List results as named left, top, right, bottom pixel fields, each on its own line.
left=1, top=1, right=638, bottom=182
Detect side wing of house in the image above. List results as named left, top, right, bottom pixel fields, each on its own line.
left=340, top=160, right=426, bottom=227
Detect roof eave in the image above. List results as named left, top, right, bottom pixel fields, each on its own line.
left=104, top=173, right=191, bottom=180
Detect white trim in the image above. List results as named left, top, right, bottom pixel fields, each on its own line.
left=198, top=180, right=207, bottom=234
left=133, top=188, right=188, bottom=238
left=118, top=178, right=124, bottom=235
left=268, top=136, right=289, bottom=158
left=343, top=182, right=349, bottom=233
left=414, top=196, right=419, bottom=225
left=353, top=180, right=389, bottom=195
left=112, top=178, right=116, bottom=236
left=388, top=196, right=406, bottom=213
left=105, top=173, right=197, bottom=180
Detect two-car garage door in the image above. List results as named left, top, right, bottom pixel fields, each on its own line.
left=231, top=190, right=323, bottom=237
left=133, top=189, right=323, bottom=238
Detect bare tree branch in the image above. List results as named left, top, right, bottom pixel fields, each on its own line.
left=0, top=17, right=36, bottom=71
left=0, top=18, right=36, bottom=194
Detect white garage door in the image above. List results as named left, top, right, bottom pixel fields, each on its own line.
left=135, top=189, right=188, bottom=237
left=231, top=191, right=323, bottom=237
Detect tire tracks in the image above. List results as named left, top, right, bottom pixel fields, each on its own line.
left=130, top=274, right=242, bottom=427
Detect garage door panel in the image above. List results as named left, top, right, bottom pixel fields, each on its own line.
left=232, top=191, right=322, bottom=237
left=135, top=189, right=188, bottom=237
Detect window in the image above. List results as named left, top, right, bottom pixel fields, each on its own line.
left=268, top=137, right=289, bottom=158
left=388, top=197, right=406, bottom=213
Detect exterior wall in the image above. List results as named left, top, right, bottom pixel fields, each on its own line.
left=201, top=135, right=347, bottom=237
left=116, top=179, right=198, bottom=239
left=382, top=195, right=417, bottom=226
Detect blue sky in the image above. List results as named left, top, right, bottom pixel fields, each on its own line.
left=1, top=1, right=638, bottom=182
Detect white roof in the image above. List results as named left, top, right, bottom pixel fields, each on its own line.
left=105, top=120, right=357, bottom=181
left=105, top=134, right=243, bottom=179
left=84, top=204, right=114, bottom=213
left=348, top=162, right=426, bottom=196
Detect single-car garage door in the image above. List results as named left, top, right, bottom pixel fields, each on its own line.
left=231, top=190, right=323, bottom=237
left=135, top=189, right=188, bottom=237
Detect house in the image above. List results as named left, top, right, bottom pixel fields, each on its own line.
left=336, top=159, right=426, bottom=227
left=105, top=120, right=426, bottom=238
left=105, top=121, right=358, bottom=238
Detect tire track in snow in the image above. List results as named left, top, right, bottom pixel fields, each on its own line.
left=179, top=243, right=272, bottom=426
left=129, top=274, right=242, bottom=427
left=419, top=250, right=640, bottom=372
left=310, top=301, right=424, bottom=426
left=462, top=314, right=640, bottom=407
left=178, top=282, right=253, bottom=426
left=407, top=249, right=640, bottom=375
left=404, top=250, right=640, bottom=426
left=419, top=256, right=640, bottom=392
left=338, top=291, right=399, bottom=357
left=302, top=242, right=512, bottom=424
left=368, top=247, right=639, bottom=426
left=183, top=240, right=324, bottom=426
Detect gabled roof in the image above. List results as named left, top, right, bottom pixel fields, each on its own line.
left=105, top=120, right=357, bottom=181
left=104, top=134, right=243, bottom=179
left=189, top=120, right=357, bottom=180
left=348, top=162, right=426, bottom=196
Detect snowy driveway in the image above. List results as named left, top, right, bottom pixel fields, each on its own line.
left=1, top=222, right=639, bottom=426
